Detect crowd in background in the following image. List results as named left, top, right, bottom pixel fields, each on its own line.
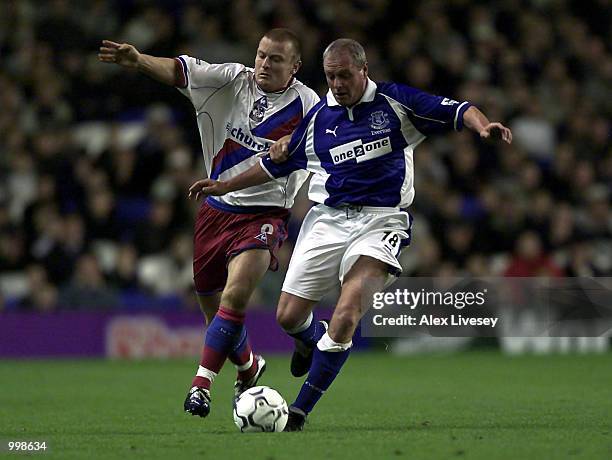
left=0, top=0, right=610, bottom=312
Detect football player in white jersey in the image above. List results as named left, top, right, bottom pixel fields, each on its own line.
left=99, top=28, right=319, bottom=418
left=189, top=38, right=512, bottom=430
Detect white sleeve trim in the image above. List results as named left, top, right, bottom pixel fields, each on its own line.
left=454, top=101, right=469, bottom=131
left=259, top=158, right=276, bottom=179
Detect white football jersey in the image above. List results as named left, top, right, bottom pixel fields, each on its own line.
left=175, top=55, right=319, bottom=211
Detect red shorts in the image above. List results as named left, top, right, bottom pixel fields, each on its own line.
left=193, top=199, right=290, bottom=295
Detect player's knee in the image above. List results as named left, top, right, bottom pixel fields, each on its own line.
left=334, top=306, right=360, bottom=332
left=276, top=306, right=299, bottom=331
left=220, top=287, right=250, bottom=311
left=276, top=295, right=297, bottom=329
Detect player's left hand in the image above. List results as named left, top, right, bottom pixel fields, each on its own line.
left=188, top=179, right=228, bottom=199
left=480, top=122, right=513, bottom=144
left=269, top=135, right=291, bottom=163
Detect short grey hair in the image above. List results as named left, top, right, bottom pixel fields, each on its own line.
left=323, top=39, right=367, bottom=68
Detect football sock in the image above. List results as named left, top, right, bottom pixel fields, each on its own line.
left=284, top=312, right=327, bottom=350
left=292, top=332, right=352, bottom=414
left=229, top=326, right=258, bottom=382
left=192, top=306, right=245, bottom=390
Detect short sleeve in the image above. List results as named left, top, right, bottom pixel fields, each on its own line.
left=379, top=82, right=471, bottom=135
left=175, top=55, right=245, bottom=102
left=299, top=87, right=320, bottom=116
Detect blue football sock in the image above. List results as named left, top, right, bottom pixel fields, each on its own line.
left=229, top=326, right=248, bottom=360
left=292, top=345, right=351, bottom=414
left=286, top=314, right=326, bottom=349
left=205, top=307, right=244, bottom=354
left=193, top=307, right=244, bottom=388
left=228, top=326, right=259, bottom=378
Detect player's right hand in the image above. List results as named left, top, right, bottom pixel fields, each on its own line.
left=269, top=135, right=291, bottom=163
left=188, top=179, right=228, bottom=200
left=98, top=40, right=140, bottom=68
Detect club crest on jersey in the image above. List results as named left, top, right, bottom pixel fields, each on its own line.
left=369, top=111, right=389, bottom=130
left=250, top=96, right=268, bottom=122
left=254, top=223, right=273, bottom=244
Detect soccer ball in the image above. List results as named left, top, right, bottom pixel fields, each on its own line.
left=233, top=386, right=289, bottom=432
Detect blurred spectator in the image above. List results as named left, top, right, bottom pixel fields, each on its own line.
left=84, top=186, right=120, bottom=241
left=19, top=264, right=58, bottom=312
left=59, top=253, right=118, bottom=309
left=576, top=185, right=612, bottom=240
left=547, top=203, right=577, bottom=250
left=504, top=231, right=564, bottom=277
left=0, top=229, right=27, bottom=271
left=133, top=198, right=176, bottom=255
left=108, top=244, right=141, bottom=291
left=405, top=235, right=442, bottom=277
left=442, top=222, right=476, bottom=268
left=465, top=254, right=491, bottom=277
left=511, top=101, right=556, bottom=160
left=562, top=241, right=603, bottom=278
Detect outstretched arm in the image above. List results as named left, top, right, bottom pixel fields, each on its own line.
left=188, top=163, right=272, bottom=200
left=98, top=40, right=182, bottom=87
left=463, top=106, right=512, bottom=144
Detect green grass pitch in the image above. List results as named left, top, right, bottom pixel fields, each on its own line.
left=1, top=351, right=611, bottom=459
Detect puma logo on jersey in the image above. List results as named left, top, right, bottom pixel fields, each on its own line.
left=326, top=126, right=338, bottom=137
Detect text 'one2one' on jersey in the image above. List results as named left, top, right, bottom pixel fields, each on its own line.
left=260, top=78, right=471, bottom=209
left=175, top=55, right=319, bottom=211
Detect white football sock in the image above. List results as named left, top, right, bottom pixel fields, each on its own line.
left=317, top=332, right=352, bottom=352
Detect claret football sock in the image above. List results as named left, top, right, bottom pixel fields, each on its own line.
left=192, top=306, right=245, bottom=390
left=292, top=332, right=352, bottom=414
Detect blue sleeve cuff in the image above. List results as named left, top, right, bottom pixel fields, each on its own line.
left=454, top=102, right=472, bottom=131
left=259, top=157, right=278, bottom=179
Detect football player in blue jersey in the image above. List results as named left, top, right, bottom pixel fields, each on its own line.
left=189, top=38, right=512, bottom=431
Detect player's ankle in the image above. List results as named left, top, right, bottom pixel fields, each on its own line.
left=237, top=359, right=258, bottom=381
left=192, top=376, right=212, bottom=390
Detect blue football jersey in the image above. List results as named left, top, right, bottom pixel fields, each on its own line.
left=260, top=79, right=471, bottom=208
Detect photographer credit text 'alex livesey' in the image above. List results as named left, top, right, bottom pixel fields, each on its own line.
left=361, top=277, right=612, bottom=338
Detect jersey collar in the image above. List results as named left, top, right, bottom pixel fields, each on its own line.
left=326, top=78, right=377, bottom=107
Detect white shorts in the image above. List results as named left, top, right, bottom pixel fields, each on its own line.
left=282, top=204, right=412, bottom=301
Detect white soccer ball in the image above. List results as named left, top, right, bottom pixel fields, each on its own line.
left=233, top=386, right=289, bottom=432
